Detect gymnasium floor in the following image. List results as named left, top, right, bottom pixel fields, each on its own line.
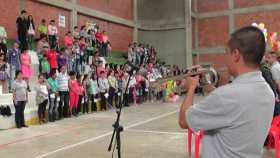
left=0, top=96, right=275, bottom=158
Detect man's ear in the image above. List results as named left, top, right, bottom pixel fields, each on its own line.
left=232, top=49, right=241, bottom=63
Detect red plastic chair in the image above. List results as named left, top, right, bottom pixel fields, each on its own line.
left=267, top=116, right=280, bottom=158
left=188, top=128, right=204, bottom=158
left=267, top=125, right=280, bottom=158
left=272, top=116, right=280, bottom=127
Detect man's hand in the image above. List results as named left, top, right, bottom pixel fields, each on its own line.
left=186, top=75, right=200, bottom=91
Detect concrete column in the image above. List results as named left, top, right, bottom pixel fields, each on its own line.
left=70, top=0, right=78, bottom=30
left=193, top=0, right=200, bottom=64
left=133, top=0, right=138, bottom=42
left=185, top=0, right=193, bottom=67
left=228, top=0, right=235, bottom=34
left=19, top=0, right=25, bottom=13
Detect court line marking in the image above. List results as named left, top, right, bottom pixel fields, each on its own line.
left=126, top=129, right=186, bottom=135
left=0, top=124, right=87, bottom=149
left=33, top=110, right=178, bottom=158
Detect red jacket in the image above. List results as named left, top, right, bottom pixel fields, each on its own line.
left=46, top=50, right=58, bottom=69
left=95, top=32, right=103, bottom=43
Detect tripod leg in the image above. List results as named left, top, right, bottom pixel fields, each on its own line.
left=116, top=129, right=121, bottom=158
left=108, top=128, right=116, bottom=151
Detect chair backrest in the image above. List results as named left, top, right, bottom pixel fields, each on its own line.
left=272, top=116, right=280, bottom=127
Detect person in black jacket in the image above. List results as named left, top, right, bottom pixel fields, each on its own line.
left=261, top=62, right=280, bottom=112
left=16, top=10, right=28, bottom=51
left=27, top=15, right=35, bottom=50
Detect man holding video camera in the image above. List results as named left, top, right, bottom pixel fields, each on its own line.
left=179, top=26, right=275, bottom=158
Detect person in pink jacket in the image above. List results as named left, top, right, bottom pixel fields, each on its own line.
left=64, top=31, right=73, bottom=47
left=20, top=50, right=33, bottom=91
left=76, top=74, right=85, bottom=115
left=68, top=71, right=79, bottom=116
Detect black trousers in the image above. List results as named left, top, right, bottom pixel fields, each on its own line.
left=0, top=42, right=7, bottom=59
left=18, top=32, right=27, bottom=50
left=90, top=94, right=97, bottom=112
left=59, top=91, right=69, bottom=118
left=48, top=35, right=57, bottom=49
left=129, top=87, right=134, bottom=103
left=77, top=95, right=83, bottom=113
left=48, top=95, right=57, bottom=122
left=14, top=101, right=26, bottom=128
left=100, top=92, right=107, bottom=110
left=123, top=93, right=129, bottom=107
left=38, top=99, right=48, bottom=119
left=108, top=87, right=115, bottom=107
left=83, top=96, right=89, bottom=114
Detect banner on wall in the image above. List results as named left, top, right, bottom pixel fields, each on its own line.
left=58, top=14, right=66, bottom=28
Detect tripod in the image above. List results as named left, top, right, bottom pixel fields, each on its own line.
left=108, top=69, right=133, bottom=158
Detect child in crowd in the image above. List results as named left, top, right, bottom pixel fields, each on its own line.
left=46, top=47, right=58, bottom=72
left=7, top=42, right=21, bottom=92
left=76, top=74, right=85, bottom=114
left=47, top=71, right=58, bottom=122
left=38, top=19, right=48, bottom=37
left=35, top=74, right=49, bottom=124
left=122, top=73, right=130, bottom=107
left=0, top=53, right=9, bottom=93
left=48, top=20, right=58, bottom=49
left=57, top=66, right=70, bottom=119
left=108, top=70, right=117, bottom=107
left=72, top=39, right=82, bottom=74
left=40, top=54, right=50, bottom=78
left=98, top=71, right=109, bottom=110
left=57, top=47, right=68, bottom=68
left=86, top=74, right=99, bottom=112
left=69, top=71, right=79, bottom=116
left=82, top=74, right=89, bottom=114
left=64, top=31, right=73, bottom=47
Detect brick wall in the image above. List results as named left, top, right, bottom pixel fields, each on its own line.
left=25, top=0, right=71, bottom=42
left=195, top=0, right=280, bottom=84
left=235, top=10, right=280, bottom=32
left=0, top=0, right=19, bottom=39
left=78, top=0, right=133, bottom=20
left=108, top=23, right=133, bottom=51
left=198, top=16, right=229, bottom=48
left=0, top=0, right=133, bottom=52
left=197, top=0, right=228, bottom=13
left=234, top=0, right=280, bottom=8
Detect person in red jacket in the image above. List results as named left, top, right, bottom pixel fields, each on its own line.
left=46, top=47, right=58, bottom=72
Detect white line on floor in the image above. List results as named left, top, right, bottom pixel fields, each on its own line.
left=33, top=110, right=178, bottom=158
left=126, top=129, right=186, bottom=135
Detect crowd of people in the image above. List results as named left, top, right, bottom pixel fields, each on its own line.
left=0, top=10, right=187, bottom=129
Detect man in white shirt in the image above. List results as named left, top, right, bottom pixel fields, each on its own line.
left=179, top=26, right=275, bottom=158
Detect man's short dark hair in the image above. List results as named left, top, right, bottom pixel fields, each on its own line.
left=228, top=26, right=266, bottom=67
left=21, top=10, right=26, bottom=14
